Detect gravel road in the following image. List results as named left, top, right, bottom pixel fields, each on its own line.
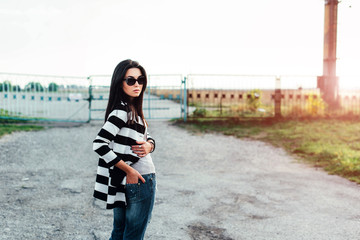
left=1, top=120, right=360, bottom=240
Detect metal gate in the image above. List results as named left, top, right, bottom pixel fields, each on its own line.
left=0, top=73, right=89, bottom=122
left=88, top=74, right=186, bottom=121
left=0, top=73, right=187, bottom=122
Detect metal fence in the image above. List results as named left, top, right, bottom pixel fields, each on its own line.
left=88, top=74, right=185, bottom=121
left=186, top=74, right=277, bottom=117
left=0, top=73, right=186, bottom=122
left=143, top=74, right=185, bottom=120
left=1, top=72, right=360, bottom=122
left=186, top=74, right=360, bottom=118
left=0, top=73, right=89, bottom=122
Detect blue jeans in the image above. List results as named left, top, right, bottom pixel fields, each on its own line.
left=110, top=173, right=156, bottom=240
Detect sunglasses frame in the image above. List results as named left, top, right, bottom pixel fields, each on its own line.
left=123, top=76, right=146, bottom=86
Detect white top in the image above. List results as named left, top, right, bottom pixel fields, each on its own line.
left=131, top=154, right=155, bottom=175
left=131, top=122, right=155, bottom=175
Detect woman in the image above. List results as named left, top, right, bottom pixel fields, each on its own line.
left=93, top=59, right=156, bottom=240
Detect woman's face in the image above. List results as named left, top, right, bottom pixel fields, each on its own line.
left=122, top=68, right=144, bottom=98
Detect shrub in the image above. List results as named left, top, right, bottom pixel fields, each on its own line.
left=306, top=93, right=326, bottom=116
left=246, top=89, right=262, bottom=112
left=193, top=108, right=207, bottom=117
left=0, top=108, right=10, bottom=117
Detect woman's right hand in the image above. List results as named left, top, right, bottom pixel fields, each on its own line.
left=126, top=168, right=145, bottom=184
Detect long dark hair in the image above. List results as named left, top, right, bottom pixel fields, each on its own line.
left=104, top=59, right=147, bottom=125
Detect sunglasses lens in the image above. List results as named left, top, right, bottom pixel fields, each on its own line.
left=125, top=77, right=136, bottom=86
left=137, top=76, right=145, bottom=85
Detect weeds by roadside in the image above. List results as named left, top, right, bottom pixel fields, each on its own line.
left=177, top=118, right=360, bottom=184
left=0, top=119, right=44, bottom=138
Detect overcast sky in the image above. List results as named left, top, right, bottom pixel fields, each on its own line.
left=0, top=0, right=359, bottom=86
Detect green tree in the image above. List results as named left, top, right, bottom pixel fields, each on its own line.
left=48, top=82, right=59, bottom=92
left=25, top=82, right=44, bottom=92
left=12, top=85, right=21, bottom=91
left=0, top=81, right=12, bottom=92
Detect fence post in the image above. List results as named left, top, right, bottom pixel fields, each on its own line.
left=147, top=84, right=151, bottom=119
left=87, top=77, right=92, bottom=123
left=220, top=94, right=223, bottom=116
left=275, top=76, right=282, bottom=118
left=183, top=76, right=187, bottom=122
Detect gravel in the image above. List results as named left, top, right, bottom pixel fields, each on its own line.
left=1, top=120, right=360, bottom=240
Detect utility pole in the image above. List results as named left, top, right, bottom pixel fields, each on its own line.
left=317, top=0, right=339, bottom=109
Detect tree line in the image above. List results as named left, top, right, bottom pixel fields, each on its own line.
left=0, top=81, right=85, bottom=92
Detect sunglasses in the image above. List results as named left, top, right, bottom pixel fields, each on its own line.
left=123, top=76, right=146, bottom=86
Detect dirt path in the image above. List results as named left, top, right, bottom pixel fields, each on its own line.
left=1, top=120, right=360, bottom=240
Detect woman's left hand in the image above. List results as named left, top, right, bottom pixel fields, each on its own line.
left=131, top=141, right=151, bottom=158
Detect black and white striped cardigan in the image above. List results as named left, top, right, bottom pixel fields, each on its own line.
left=92, top=102, right=155, bottom=209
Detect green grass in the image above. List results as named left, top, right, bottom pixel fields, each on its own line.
left=0, top=108, right=45, bottom=137
left=0, top=119, right=44, bottom=138
left=178, top=118, right=360, bottom=184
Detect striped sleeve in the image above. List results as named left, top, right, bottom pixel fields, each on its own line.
left=93, top=109, right=128, bottom=166
left=146, top=131, right=156, bottom=152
